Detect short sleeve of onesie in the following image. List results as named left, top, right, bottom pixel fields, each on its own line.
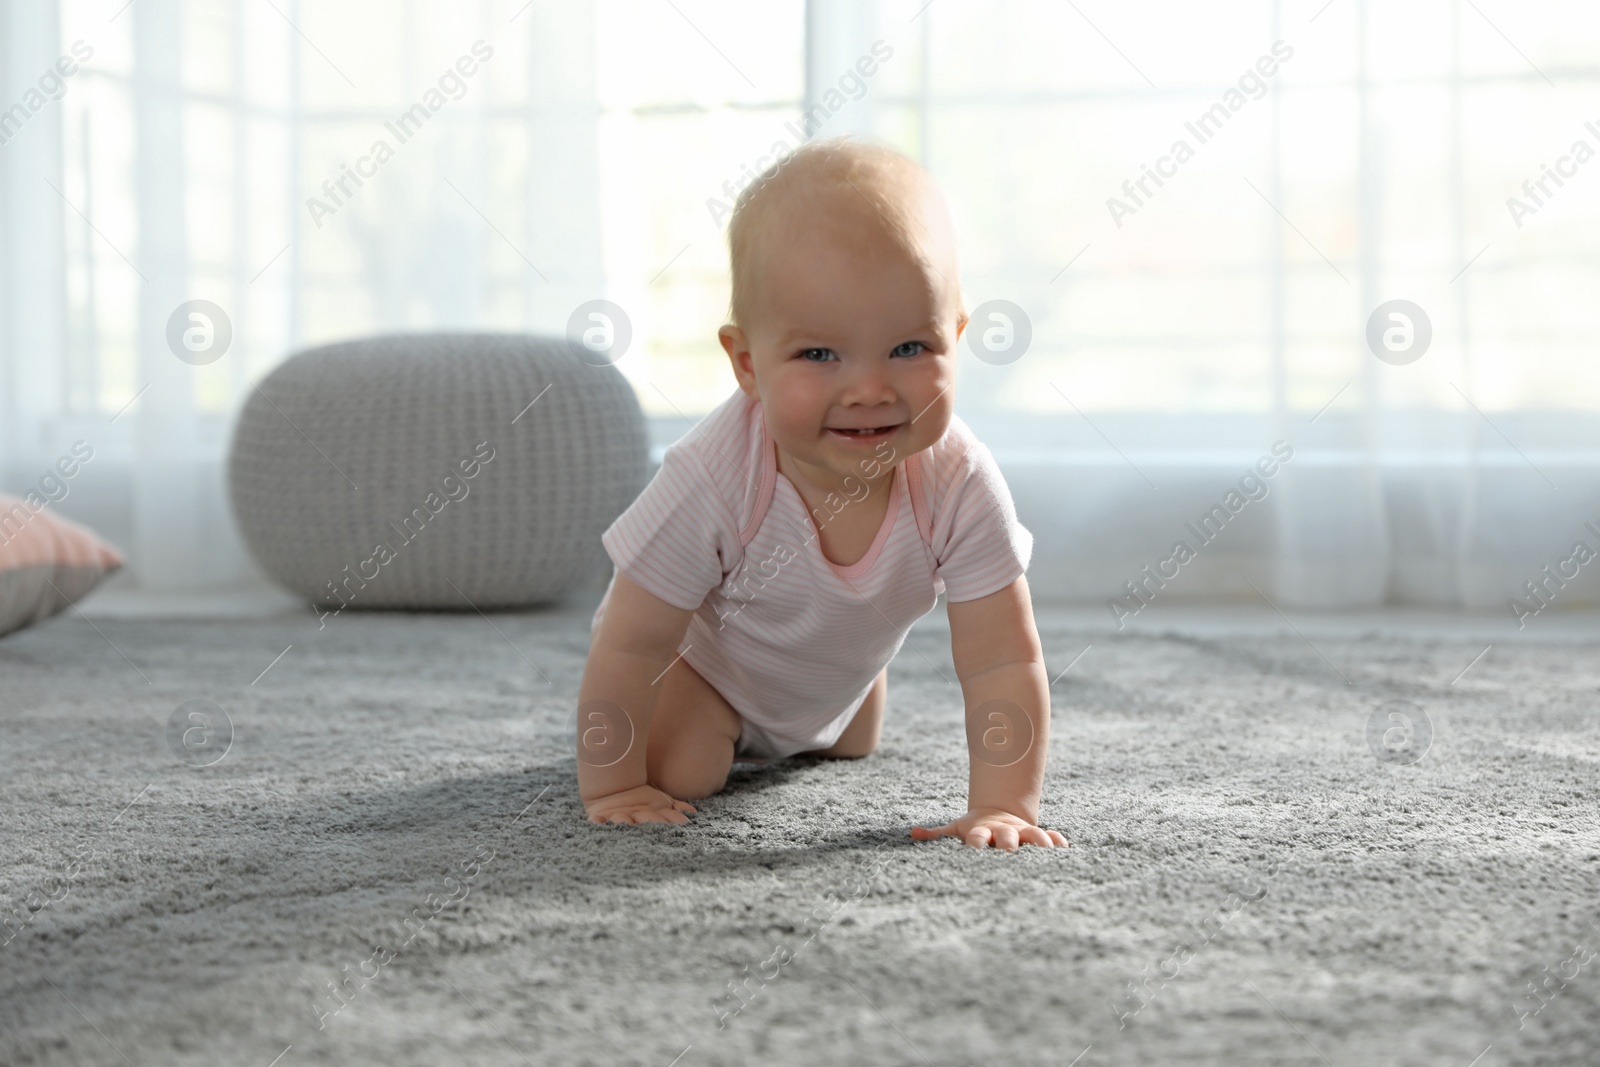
left=929, top=430, right=1034, bottom=603
left=599, top=444, right=742, bottom=612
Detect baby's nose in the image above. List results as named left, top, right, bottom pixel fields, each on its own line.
left=841, top=362, right=896, bottom=404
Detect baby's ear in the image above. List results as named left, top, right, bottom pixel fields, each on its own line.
left=954, top=312, right=969, bottom=341
left=719, top=325, right=758, bottom=395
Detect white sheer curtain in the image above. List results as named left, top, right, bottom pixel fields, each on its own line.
left=806, top=0, right=1600, bottom=614
left=2, top=0, right=609, bottom=592
left=3, top=0, right=1598, bottom=617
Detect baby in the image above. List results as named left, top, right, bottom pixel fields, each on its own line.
left=576, top=136, right=1066, bottom=851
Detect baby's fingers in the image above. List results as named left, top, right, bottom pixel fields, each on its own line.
left=909, top=823, right=953, bottom=841
left=1018, top=825, right=1065, bottom=848
left=963, top=825, right=993, bottom=849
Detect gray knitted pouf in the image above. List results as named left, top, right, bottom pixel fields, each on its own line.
left=228, top=333, right=648, bottom=610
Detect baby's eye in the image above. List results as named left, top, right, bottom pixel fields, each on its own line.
left=798, top=348, right=836, bottom=363
left=891, top=341, right=925, bottom=358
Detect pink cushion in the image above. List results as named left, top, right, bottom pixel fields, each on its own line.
left=0, top=493, right=124, bottom=638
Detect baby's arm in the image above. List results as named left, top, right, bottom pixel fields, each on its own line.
left=576, top=571, right=699, bottom=825
left=911, top=574, right=1069, bottom=850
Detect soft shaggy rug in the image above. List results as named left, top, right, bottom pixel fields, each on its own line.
left=1, top=603, right=1597, bottom=1067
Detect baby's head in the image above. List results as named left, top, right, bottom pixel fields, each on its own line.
left=718, top=137, right=967, bottom=489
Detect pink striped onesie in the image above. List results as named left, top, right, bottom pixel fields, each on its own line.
left=591, top=387, right=1033, bottom=760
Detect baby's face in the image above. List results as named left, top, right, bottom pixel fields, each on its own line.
left=721, top=216, right=964, bottom=493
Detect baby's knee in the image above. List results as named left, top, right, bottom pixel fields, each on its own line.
left=802, top=733, right=878, bottom=759
left=808, top=675, right=886, bottom=759
left=647, top=730, right=733, bottom=800
left=825, top=742, right=878, bottom=759
left=652, top=766, right=729, bottom=801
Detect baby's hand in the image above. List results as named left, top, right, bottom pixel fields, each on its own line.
left=584, top=784, right=697, bottom=826
left=910, top=807, right=1068, bottom=851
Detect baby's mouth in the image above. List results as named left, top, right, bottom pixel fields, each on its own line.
left=826, top=423, right=901, bottom=443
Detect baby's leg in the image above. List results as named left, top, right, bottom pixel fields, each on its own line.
left=646, top=656, right=742, bottom=800
left=803, top=667, right=886, bottom=759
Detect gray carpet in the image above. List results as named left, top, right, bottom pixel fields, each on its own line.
left=2, top=603, right=1597, bottom=1067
